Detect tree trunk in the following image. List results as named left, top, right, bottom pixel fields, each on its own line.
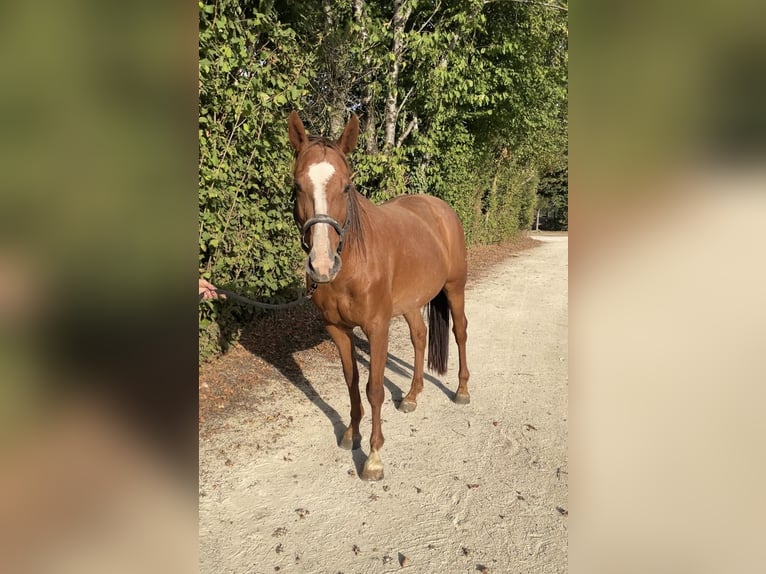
left=353, top=0, right=364, bottom=22
left=324, top=0, right=345, bottom=139
left=353, top=0, right=379, bottom=154
left=383, top=0, right=411, bottom=151
left=329, top=110, right=345, bottom=140
left=364, top=97, right=379, bottom=154
left=396, top=114, right=417, bottom=148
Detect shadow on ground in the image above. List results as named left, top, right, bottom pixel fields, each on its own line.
left=235, top=309, right=456, bottom=472
left=236, top=306, right=348, bottom=444
left=352, top=332, right=454, bottom=403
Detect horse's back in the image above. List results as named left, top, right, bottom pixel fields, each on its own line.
left=381, top=194, right=465, bottom=244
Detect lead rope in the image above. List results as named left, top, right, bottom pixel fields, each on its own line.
left=201, top=282, right=318, bottom=310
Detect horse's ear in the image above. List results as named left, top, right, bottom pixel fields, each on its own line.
left=288, top=111, right=307, bottom=152
left=337, top=114, right=359, bottom=155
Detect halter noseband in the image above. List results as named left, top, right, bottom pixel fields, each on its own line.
left=300, top=208, right=351, bottom=254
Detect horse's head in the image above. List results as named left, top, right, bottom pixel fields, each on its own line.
left=288, top=111, right=359, bottom=284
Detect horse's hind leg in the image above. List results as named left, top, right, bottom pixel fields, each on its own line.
left=444, top=282, right=470, bottom=404
left=398, top=309, right=426, bottom=413
left=326, top=324, right=363, bottom=450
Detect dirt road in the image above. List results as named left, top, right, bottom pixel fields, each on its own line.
left=199, top=234, right=568, bottom=573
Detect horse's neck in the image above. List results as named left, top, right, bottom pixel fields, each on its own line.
left=354, top=190, right=381, bottom=218
left=342, top=190, right=378, bottom=264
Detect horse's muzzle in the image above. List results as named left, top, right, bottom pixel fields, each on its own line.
left=307, top=250, right=342, bottom=283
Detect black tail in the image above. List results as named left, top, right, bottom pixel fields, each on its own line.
left=427, top=290, right=450, bottom=375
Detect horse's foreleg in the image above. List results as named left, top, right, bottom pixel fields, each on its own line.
left=361, top=321, right=388, bottom=481
left=399, top=309, right=426, bottom=413
left=326, top=324, right=363, bottom=450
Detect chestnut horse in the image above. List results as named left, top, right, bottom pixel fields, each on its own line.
left=288, top=111, right=470, bottom=481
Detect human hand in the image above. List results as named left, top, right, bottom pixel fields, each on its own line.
left=199, top=278, right=224, bottom=300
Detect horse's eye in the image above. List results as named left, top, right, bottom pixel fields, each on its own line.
left=343, top=184, right=351, bottom=194
left=291, top=183, right=301, bottom=199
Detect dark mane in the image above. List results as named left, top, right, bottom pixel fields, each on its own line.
left=294, top=137, right=366, bottom=256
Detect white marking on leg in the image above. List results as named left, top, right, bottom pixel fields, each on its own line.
left=362, top=449, right=384, bottom=480
left=307, top=162, right=336, bottom=257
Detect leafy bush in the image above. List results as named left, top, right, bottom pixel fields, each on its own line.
left=199, top=1, right=312, bottom=358
left=199, top=0, right=568, bottom=360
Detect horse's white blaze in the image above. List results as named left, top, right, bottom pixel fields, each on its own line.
left=307, top=161, right=336, bottom=257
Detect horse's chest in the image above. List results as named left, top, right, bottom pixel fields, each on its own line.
left=314, top=295, right=367, bottom=328
left=317, top=303, right=346, bottom=326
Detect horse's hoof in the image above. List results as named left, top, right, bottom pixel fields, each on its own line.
left=339, top=431, right=361, bottom=450
left=398, top=399, right=417, bottom=413
left=454, top=391, right=471, bottom=405
left=361, top=451, right=384, bottom=481
left=361, top=466, right=384, bottom=481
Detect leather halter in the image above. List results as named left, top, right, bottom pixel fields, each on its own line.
left=300, top=207, right=351, bottom=254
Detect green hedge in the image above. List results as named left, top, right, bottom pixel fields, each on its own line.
left=199, top=0, right=567, bottom=360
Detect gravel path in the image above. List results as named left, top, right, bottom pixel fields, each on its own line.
left=199, top=235, right=568, bottom=573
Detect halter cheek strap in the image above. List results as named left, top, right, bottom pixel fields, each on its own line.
left=301, top=209, right=351, bottom=254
